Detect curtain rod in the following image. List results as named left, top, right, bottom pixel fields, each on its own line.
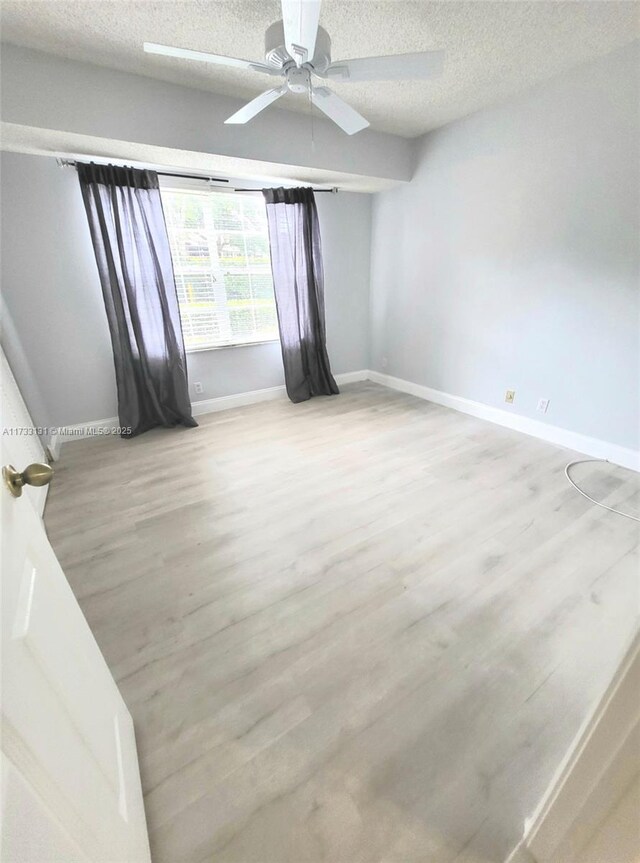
left=56, top=159, right=338, bottom=193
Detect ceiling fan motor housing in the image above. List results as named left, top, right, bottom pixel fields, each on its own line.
left=264, top=19, right=332, bottom=74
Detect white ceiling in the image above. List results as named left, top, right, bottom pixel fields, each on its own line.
left=2, top=1, right=638, bottom=138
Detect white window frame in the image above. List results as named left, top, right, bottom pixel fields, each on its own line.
left=161, top=182, right=279, bottom=353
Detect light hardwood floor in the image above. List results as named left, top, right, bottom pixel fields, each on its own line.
left=44, top=383, right=639, bottom=863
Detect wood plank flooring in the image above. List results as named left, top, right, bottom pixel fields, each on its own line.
left=43, top=383, right=640, bottom=863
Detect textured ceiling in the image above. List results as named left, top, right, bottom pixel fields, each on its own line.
left=2, top=1, right=638, bottom=138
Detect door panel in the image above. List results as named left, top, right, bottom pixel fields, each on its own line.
left=1, top=753, right=89, bottom=863
left=1, top=347, right=150, bottom=862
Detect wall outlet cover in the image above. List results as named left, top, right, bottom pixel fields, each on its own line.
left=537, top=398, right=550, bottom=413
left=505, top=390, right=515, bottom=404
left=194, top=382, right=204, bottom=394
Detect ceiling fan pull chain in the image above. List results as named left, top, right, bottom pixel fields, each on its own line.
left=308, top=79, right=315, bottom=150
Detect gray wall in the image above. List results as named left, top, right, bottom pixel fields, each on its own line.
left=3, top=44, right=638, bottom=450
left=0, top=152, right=371, bottom=426
left=370, top=43, right=640, bottom=451
left=1, top=44, right=411, bottom=185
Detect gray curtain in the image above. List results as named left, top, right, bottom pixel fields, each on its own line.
left=262, top=187, right=339, bottom=403
left=78, top=163, right=196, bottom=437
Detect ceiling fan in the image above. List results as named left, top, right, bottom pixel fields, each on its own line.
left=144, top=0, right=444, bottom=135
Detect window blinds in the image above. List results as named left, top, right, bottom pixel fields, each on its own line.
left=162, top=189, right=278, bottom=350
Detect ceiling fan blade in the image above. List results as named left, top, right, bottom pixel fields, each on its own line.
left=281, top=0, right=321, bottom=67
left=224, top=86, right=288, bottom=125
left=143, top=42, right=280, bottom=75
left=310, top=87, right=369, bottom=135
left=325, top=51, right=445, bottom=82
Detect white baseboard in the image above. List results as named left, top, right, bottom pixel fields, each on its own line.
left=191, top=369, right=368, bottom=416
left=191, top=384, right=285, bottom=416
left=514, top=633, right=640, bottom=863
left=333, top=370, right=371, bottom=385
left=367, top=370, right=639, bottom=472
left=50, top=370, right=369, bottom=453
left=49, top=415, right=127, bottom=458
left=50, top=368, right=638, bottom=472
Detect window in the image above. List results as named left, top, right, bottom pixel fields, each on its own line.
left=162, top=188, right=278, bottom=350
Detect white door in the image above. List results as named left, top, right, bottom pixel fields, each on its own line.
left=1, top=351, right=151, bottom=863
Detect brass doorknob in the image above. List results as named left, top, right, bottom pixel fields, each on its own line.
left=3, top=463, right=53, bottom=498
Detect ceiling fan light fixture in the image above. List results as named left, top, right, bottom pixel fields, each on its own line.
left=286, top=66, right=311, bottom=94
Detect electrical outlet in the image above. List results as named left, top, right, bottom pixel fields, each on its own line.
left=193, top=382, right=203, bottom=394
left=505, top=390, right=515, bottom=404
left=537, top=398, right=550, bottom=414
left=381, top=356, right=388, bottom=369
